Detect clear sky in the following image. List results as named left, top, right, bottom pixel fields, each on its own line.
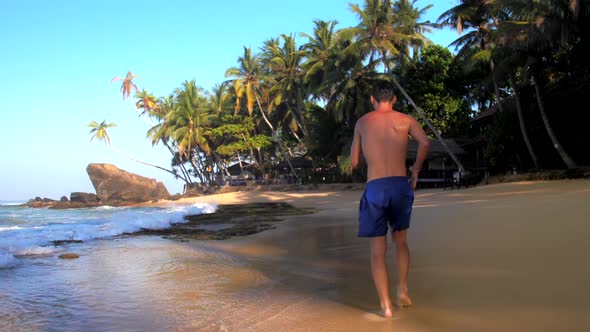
left=0, top=0, right=460, bottom=201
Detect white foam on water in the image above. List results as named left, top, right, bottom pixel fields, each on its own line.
left=0, top=226, right=22, bottom=232
left=0, top=202, right=25, bottom=206
left=0, top=202, right=217, bottom=268
left=0, top=252, right=19, bottom=269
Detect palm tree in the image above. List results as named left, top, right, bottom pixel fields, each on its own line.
left=88, top=120, right=116, bottom=145
left=493, top=0, right=578, bottom=168
left=344, top=0, right=466, bottom=170
left=262, top=34, right=309, bottom=137
left=167, top=80, right=223, bottom=184
left=209, top=83, right=234, bottom=116
left=88, top=120, right=179, bottom=177
left=135, top=89, right=159, bottom=117
left=225, top=47, right=299, bottom=180
left=146, top=95, right=193, bottom=184
left=111, top=71, right=139, bottom=100
left=345, top=0, right=406, bottom=70
left=301, top=20, right=343, bottom=101
left=437, top=0, right=511, bottom=171
left=391, top=0, right=437, bottom=69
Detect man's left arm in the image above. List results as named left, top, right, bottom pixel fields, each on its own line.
left=350, top=122, right=362, bottom=170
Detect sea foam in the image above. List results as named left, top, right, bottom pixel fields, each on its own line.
left=0, top=202, right=217, bottom=268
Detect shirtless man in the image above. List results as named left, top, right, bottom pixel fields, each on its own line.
left=350, top=79, right=430, bottom=318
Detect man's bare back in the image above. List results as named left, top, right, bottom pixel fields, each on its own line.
left=351, top=107, right=429, bottom=187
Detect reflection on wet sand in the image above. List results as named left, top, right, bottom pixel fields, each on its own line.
left=190, top=179, right=590, bottom=331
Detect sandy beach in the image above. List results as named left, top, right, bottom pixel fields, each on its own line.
left=134, top=178, right=589, bottom=331
left=4, top=179, right=589, bottom=332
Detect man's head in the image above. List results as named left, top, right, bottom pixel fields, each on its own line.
left=370, top=79, right=397, bottom=105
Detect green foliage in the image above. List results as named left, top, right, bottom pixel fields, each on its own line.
left=209, top=115, right=272, bottom=157
left=400, top=45, right=473, bottom=136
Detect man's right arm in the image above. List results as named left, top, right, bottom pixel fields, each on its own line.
left=408, top=116, right=430, bottom=188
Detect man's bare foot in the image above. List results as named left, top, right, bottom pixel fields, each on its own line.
left=397, top=292, right=413, bottom=308
left=382, top=306, right=394, bottom=318
left=397, top=286, right=413, bottom=307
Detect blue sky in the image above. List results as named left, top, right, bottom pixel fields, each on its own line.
left=0, top=0, right=460, bottom=201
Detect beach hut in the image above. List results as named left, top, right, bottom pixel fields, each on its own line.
left=407, top=138, right=466, bottom=187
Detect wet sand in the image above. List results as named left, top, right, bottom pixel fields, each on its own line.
left=157, top=179, right=590, bottom=331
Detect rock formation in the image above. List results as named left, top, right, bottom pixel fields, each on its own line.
left=25, top=164, right=172, bottom=208
left=86, top=163, right=170, bottom=203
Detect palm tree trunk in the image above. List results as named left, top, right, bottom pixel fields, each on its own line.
left=240, top=133, right=266, bottom=180
left=509, top=78, right=539, bottom=169
left=383, top=59, right=465, bottom=172
left=236, top=152, right=244, bottom=173
left=110, top=145, right=184, bottom=181
left=189, top=152, right=205, bottom=184
left=289, top=125, right=302, bottom=143
left=162, top=140, right=192, bottom=184
left=293, top=92, right=309, bottom=136
left=532, top=75, right=577, bottom=169
left=254, top=95, right=299, bottom=180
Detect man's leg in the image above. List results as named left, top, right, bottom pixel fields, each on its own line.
left=370, top=236, right=394, bottom=317
left=392, top=229, right=412, bottom=306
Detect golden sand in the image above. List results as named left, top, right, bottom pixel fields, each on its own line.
left=147, top=179, right=590, bottom=331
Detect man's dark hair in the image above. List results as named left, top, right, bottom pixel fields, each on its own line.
left=371, top=79, right=396, bottom=102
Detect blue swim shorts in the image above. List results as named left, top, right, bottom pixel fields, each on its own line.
left=358, top=176, right=414, bottom=237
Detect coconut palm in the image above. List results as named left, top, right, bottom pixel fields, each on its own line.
left=225, top=47, right=299, bottom=179
left=111, top=71, right=139, bottom=100
left=261, top=34, right=309, bottom=137
left=146, top=95, right=193, bottom=184
left=135, top=89, right=159, bottom=117
left=491, top=0, right=579, bottom=168
left=88, top=120, right=116, bottom=145
left=391, top=0, right=437, bottom=68
left=344, top=0, right=466, bottom=170
left=301, top=20, right=343, bottom=101
left=209, top=83, right=234, bottom=116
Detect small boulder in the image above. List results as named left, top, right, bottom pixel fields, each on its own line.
left=70, top=192, right=99, bottom=203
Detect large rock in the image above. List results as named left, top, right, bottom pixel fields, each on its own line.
left=86, top=163, right=170, bottom=203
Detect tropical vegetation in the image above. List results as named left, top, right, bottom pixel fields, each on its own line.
left=90, top=0, right=590, bottom=191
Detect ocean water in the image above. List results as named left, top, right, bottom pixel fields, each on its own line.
left=0, top=201, right=217, bottom=269
left=0, top=201, right=279, bottom=331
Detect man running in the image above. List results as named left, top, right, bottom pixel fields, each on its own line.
left=350, top=79, right=430, bottom=318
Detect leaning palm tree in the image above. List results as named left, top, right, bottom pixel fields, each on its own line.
left=346, top=0, right=466, bottom=170
left=111, top=71, right=139, bottom=100
left=88, top=120, right=179, bottom=177
left=493, top=0, right=578, bottom=168
left=146, top=95, right=193, bottom=184
left=437, top=0, right=511, bottom=171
